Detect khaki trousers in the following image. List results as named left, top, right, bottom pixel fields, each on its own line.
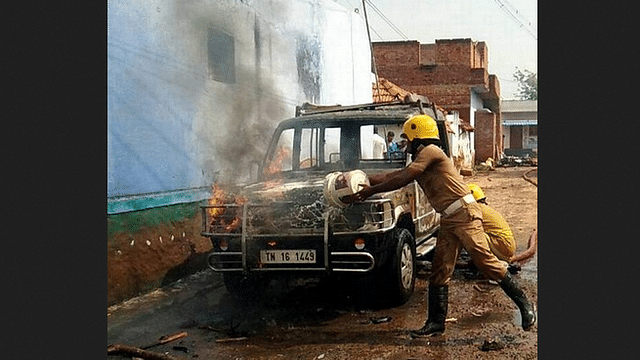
left=429, top=202, right=508, bottom=286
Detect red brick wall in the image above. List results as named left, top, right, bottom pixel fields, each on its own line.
left=475, top=110, right=497, bottom=162
left=419, top=44, right=436, bottom=64
left=373, top=39, right=501, bottom=164
left=374, top=40, right=477, bottom=120
left=473, top=41, right=488, bottom=68
left=404, top=85, right=470, bottom=122
left=489, top=74, right=500, bottom=98
left=375, top=41, right=421, bottom=69
left=434, top=39, right=473, bottom=66
left=406, top=84, right=467, bottom=103
left=375, top=42, right=473, bottom=87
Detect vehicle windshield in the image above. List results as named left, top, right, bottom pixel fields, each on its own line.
left=262, top=120, right=408, bottom=180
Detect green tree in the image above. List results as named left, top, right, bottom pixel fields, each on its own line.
left=513, top=68, right=538, bottom=100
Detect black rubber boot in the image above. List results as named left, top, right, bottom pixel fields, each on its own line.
left=499, top=272, right=537, bottom=330
left=410, top=285, right=448, bottom=337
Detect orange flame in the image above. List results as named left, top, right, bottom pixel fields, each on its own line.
left=262, top=146, right=290, bottom=190
left=263, top=146, right=290, bottom=177
left=207, top=183, right=247, bottom=233
left=207, top=183, right=226, bottom=218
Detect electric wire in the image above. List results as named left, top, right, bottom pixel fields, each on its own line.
left=500, top=0, right=537, bottom=30
left=499, top=76, right=517, bottom=83
left=492, top=0, right=537, bottom=40
left=364, top=0, right=409, bottom=40
left=370, top=25, right=383, bottom=40
left=334, top=0, right=383, bottom=39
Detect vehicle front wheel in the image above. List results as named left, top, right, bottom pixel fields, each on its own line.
left=223, top=272, right=269, bottom=304
left=384, top=228, right=416, bottom=305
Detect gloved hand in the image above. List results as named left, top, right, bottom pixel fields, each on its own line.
left=340, top=184, right=373, bottom=204
left=507, top=263, right=522, bottom=274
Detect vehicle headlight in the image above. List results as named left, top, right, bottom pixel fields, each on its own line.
left=362, top=201, right=393, bottom=229
left=337, top=200, right=393, bottom=231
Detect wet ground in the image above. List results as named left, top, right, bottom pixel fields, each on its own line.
left=107, top=167, right=537, bottom=359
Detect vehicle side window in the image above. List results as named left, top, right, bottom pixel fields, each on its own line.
left=300, top=128, right=319, bottom=169
left=360, top=125, right=375, bottom=160
left=360, top=125, right=392, bottom=160
left=264, top=128, right=294, bottom=176
left=324, top=127, right=341, bottom=164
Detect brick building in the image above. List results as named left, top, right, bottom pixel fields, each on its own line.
left=502, top=100, right=537, bottom=157
left=372, top=38, right=502, bottom=163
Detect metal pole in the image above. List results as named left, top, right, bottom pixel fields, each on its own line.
left=241, top=203, right=248, bottom=272
left=362, top=0, right=380, bottom=97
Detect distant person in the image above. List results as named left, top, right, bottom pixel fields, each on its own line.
left=372, top=127, right=387, bottom=159
left=397, top=138, right=408, bottom=152
left=386, top=131, right=403, bottom=159
left=387, top=131, right=399, bottom=152
left=344, top=114, right=536, bottom=336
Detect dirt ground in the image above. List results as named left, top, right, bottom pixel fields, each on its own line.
left=107, top=166, right=537, bottom=360
left=107, top=204, right=213, bottom=305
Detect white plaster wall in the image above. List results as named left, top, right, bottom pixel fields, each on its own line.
left=319, top=3, right=372, bottom=104
left=469, top=90, right=484, bottom=153
left=108, top=0, right=372, bottom=207
left=446, top=111, right=473, bottom=170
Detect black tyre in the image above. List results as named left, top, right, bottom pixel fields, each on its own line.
left=384, top=228, right=417, bottom=305
left=223, top=272, right=268, bottom=303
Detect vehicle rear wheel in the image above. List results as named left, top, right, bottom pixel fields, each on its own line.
left=384, top=228, right=416, bottom=305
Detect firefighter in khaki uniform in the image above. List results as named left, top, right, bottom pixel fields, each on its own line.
left=345, top=114, right=536, bottom=336
left=467, top=183, right=516, bottom=262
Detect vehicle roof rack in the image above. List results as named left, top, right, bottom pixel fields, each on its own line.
left=294, top=95, right=445, bottom=121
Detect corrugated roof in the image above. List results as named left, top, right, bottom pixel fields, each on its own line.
left=372, top=78, right=447, bottom=112
left=372, top=77, right=411, bottom=103
left=371, top=78, right=472, bottom=134
left=503, top=120, right=537, bottom=126
left=501, top=100, right=537, bottom=112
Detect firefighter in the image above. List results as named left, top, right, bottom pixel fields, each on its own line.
left=466, top=183, right=516, bottom=263
left=345, top=114, right=536, bottom=335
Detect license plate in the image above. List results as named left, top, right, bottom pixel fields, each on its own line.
left=260, top=250, right=316, bottom=264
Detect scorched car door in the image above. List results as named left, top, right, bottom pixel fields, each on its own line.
left=414, top=182, right=437, bottom=236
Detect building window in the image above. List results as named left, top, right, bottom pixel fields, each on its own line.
left=528, top=125, right=537, bottom=136
left=208, top=28, right=235, bottom=84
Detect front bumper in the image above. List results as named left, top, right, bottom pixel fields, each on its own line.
left=201, top=200, right=394, bottom=273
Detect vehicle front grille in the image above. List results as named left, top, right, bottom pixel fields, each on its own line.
left=201, top=199, right=394, bottom=237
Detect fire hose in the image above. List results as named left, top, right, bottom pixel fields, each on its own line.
left=523, top=168, right=537, bottom=187
left=510, top=228, right=537, bottom=265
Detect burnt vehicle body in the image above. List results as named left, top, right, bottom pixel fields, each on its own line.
left=201, top=100, right=450, bottom=305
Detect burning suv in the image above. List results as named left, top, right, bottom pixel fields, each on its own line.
left=201, top=99, right=450, bottom=305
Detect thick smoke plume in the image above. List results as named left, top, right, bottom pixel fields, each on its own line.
left=173, top=0, right=293, bottom=186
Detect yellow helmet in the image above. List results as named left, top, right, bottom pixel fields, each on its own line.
left=401, top=115, right=439, bottom=141
left=467, top=183, right=486, bottom=201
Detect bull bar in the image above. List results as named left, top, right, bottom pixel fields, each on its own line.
left=201, top=199, right=395, bottom=273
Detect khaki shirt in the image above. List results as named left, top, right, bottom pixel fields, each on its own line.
left=407, top=144, right=470, bottom=212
